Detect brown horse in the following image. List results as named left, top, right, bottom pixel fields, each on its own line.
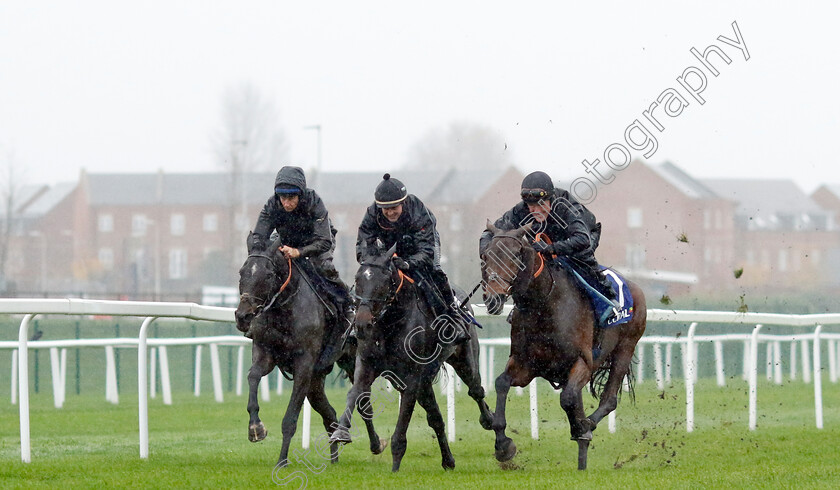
left=481, top=223, right=646, bottom=470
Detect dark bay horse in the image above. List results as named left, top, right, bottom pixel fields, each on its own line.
left=481, top=223, right=647, bottom=470
left=329, top=247, right=494, bottom=472
left=235, top=235, right=387, bottom=468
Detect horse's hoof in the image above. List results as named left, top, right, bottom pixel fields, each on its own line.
left=249, top=422, right=267, bottom=442
left=329, top=428, right=352, bottom=444
left=371, top=437, right=388, bottom=455
left=495, top=438, right=517, bottom=462
left=442, top=457, right=456, bottom=470
left=275, top=458, right=289, bottom=469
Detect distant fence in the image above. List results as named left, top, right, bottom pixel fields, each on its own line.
left=3, top=300, right=840, bottom=464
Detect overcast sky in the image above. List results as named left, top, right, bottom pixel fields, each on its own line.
left=1, top=1, right=838, bottom=193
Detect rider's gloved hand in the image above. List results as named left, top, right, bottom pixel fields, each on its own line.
left=392, top=257, right=411, bottom=271
left=531, top=241, right=554, bottom=255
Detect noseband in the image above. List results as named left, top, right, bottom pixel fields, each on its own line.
left=484, top=235, right=545, bottom=294
left=243, top=253, right=293, bottom=316
left=355, top=259, right=414, bottom=324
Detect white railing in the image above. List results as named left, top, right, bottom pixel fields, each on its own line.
left=3, top=299, right=840, bottom=464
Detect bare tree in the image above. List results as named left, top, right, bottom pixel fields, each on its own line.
left=0, top=147, right=25, bottom=292
left=211, top=83, right=290, bottom=271
left=404, top=121, right=513, bottom=171
left=212, top=82, right=290, bottom=175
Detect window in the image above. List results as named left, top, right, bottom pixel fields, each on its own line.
left=627, top=208, right=643, bottom=229
left=98, top=248, right=114, bottom=270
left=714, top=209, right=722, bottom=230
left=703, top=210, right=711, bottom=230
left=745, top=249, right=755, bottom=265
left=98, top=214, right=113, bottom=233
left=170, top=214, right=185, bottom=236
left=203, top=213, right=218, bottom=232
left=235, top=213, right=249, bottom=231
left=812, top=249, right=821, bottom=265
left=169, top=249, right=188, bottom=279
left=778, top=249, right=788, bottom=272
left=132, top=214, right=147, bottom=237
left=625, top=244, right=645, bottom=269
left=450, top=212, right=463, bottom=231
left=331, top=213, right=347, bottom=230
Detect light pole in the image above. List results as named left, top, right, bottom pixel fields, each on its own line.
left=145, top=219, right=161, bottom=301
left=28, top=231, right=46, bottom=294
left=303, top=125, right=321, bottom=187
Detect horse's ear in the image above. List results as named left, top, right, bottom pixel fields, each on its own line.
left=269, top=236, right=284, bottom=256
left=513, top=224, right=530, bottom=240
left=486, top=219, right=500, bottom=235
left=246, top=231, right=254, bottom=254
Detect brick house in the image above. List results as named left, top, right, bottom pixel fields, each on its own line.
left=704, top=179, right=839, bottom=290
left=587, top=161, right=737, bottom=296
left=5, top=167, right=522, bottom=300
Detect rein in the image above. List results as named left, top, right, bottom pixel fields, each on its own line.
left=247, top=253, right=293, bottom=315
left=393, top=254, right=415, bottom=294
left=355, top=255, right=415, bottom=325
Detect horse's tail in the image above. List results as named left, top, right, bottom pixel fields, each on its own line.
left=588, top=353, right=637, bottom=403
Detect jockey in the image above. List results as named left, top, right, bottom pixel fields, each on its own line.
left=250, top=166, right=354, bottom=325
left=354, top=173, right=470, bottom=344
left=479, top=170, right=617, bottom=304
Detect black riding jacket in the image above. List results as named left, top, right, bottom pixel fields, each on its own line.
left=252, top=189, right=333, bottom=258
left=479, top=189, right=601, bottom=269
left=356, top=194, right=440, bottom=271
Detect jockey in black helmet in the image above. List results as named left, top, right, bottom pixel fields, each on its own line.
left=354, top=173, right=470, bottom=344
left=479, top=170, right=617, bottom=303
left=251, top=165, right=354, bottom=325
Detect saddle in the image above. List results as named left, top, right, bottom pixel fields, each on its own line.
left=550, top=257, right=634, bottom=329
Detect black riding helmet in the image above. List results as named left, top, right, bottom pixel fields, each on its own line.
left=374, top=173, right=407, bottom=208
left=520, top=171, right=554, bottom=203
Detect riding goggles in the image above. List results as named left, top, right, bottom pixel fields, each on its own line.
left=521, top=188, right=550, bottom=203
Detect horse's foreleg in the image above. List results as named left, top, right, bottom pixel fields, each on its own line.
left=330, top=358, right=378, bottom=446
left=448, top=340, right=494, bottom=431
left=390, top=383, right=418, bottom=472
left=362, top=414, right=387, bottom=455
left=276, top=357, right=314, bottom=468
left=492, top=369, right=518, bottom=462
left=247, top=342, right=276, bottom=443
left=417, top=382, right=455, bottom=470
left=588, top=341, right=636, bottom=428
left=560, top=357, right=594, bottom=470
left=305, top=374, right=341, bottom=464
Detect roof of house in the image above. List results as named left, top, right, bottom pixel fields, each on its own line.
left=80, top=167, right=517, bottom=208
left=0, top=184, right=48, bottom=216
left=21, top=182, right=76, bottom=217
left=650, top=162, right=719, bottom=199
left=815, top=184, right=840, bottom=202
left=702, top=178, right=828, bottom=229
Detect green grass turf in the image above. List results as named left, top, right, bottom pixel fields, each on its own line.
left=2, top=378, right=840, bottom=489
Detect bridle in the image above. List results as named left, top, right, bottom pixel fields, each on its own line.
left=242, top=252, right=293, bottom=317
left=483, top=234, right=546, bottom=294
left=354, top=256, right=415, bottom=325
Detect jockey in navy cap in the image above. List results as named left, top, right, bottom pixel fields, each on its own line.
left=480, top=171, right=617, bottom=303
left=251, top=165, right=354, bottom=325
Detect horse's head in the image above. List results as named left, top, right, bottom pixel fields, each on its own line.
left=480, top=221, right=532, bottom=315
left=352, top=244, right=402, bottom=340
left=235, top=235, right=289, bottom=333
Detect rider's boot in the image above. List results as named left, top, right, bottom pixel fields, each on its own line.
left=341, top=303, right=358, bottom=346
